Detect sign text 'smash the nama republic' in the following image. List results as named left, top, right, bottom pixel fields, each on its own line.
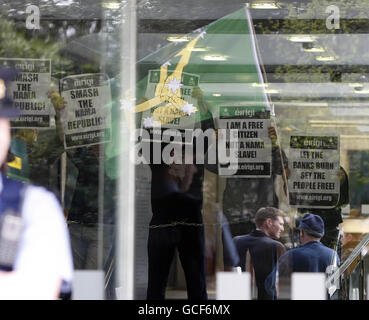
left=61, top=73, right=112, bottom=149
left=1, top=58, right=52, bottom=128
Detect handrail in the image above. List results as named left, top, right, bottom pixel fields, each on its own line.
left=326, top=232, right=369, bottom=289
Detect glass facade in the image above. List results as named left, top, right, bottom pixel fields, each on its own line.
left=2, top=0, right=369, bottom=300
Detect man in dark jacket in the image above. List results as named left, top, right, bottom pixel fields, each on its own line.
left=233, top=207, right=286, bottom=299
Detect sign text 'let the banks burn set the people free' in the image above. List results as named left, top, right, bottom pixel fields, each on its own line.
left=288, top=135, right=340, bottom=208
left=1, top=58, right=52, bottom=128
left=218, top=106, right=272, bottom=178
left=61, top=73, right=112, bottom=149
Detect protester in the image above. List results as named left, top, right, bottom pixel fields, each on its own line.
left=144, top=86, right=213, bottom=300
left=298, top=166, right=349, bottom=255
left=215, top=125, right=289, bottom=269
left=147, top=145, right=208, bottom=300
left=222, top=126, right=289, bottom=238
left=46, top=89, right=116, bottom=272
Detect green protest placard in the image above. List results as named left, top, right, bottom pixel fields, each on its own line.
left=141, top=70, right=201, bottom=144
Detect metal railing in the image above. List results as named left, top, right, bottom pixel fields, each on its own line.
left=326, top=232, right=369, bottom=298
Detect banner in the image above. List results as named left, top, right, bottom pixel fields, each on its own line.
left=288, top=135, right=340, bottom=208
left=61, top=73, right=112, bottom=149
left=0, top=58, right=52, bottom=128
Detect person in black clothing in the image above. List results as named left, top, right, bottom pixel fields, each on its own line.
left=46, top=89, right=116, bottom=271
left=147, top=153, right=208, bottom=300
left=8, top=89, right=67, bottom=194
left=66, top=144, right=116, bottom=270
left=145, top=86, right=213, bottom=300
left=218, top=125, right=289, bottom=269
left=233, top=207, right=286, bottom=300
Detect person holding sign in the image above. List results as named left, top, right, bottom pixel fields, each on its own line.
left=6, top=83, right=66, bottom=193
left=3, top=59, right=64, bottom=191
left=222, top=125, right=289, bottom=236
left=288, top=135, right=349, bottom=254
left=147, top=155, right=208, bottom=300
left=0, top=68, right=73, bottom=299
left=145, top=86, right=213, bottom=300
left=298, top=166, right=349, bottom=254
left=218, top=124, right=289, bottom=270
left=200, top=104, right=289, bottom=269
left=48, top=86, right=115, bottom=271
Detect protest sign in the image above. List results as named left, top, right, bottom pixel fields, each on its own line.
left=61, top=73, right=112, bottom=149
left=217, top=106, right=272, bottom=177
left=288, top=135, right=340, bottom=208
left=0, top=58, right=51, bottom=128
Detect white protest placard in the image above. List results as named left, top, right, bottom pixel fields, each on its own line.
left=141, top=70, right=201, bottom=144
left=61, top=73, right=112, bottom=149
left=288, top=135, right=340, bottom=208
left=0, top=58, right=52, bottom=128
left=217, top=106, right=272, bottom=177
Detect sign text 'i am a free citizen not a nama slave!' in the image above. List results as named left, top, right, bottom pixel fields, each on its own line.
left=218, top=106, right=272, bottom=178
left=288, top=135, right=340, bottom=208
left=61, top=73, right=112, bottom=149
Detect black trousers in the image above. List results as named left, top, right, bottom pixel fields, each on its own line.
left=146, top=223, right=208, bottom=300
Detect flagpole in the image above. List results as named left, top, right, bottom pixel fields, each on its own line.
left=244, top=3, right=291, bottom=214
left=117, top=0, right=137, bottom=300
left=244, top=3, right=272, bottom=113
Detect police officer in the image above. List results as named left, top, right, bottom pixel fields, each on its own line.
left=0, top=68, right=73, bottom=299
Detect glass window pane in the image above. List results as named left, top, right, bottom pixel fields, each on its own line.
left=2, top=0, right=369, bottom=301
